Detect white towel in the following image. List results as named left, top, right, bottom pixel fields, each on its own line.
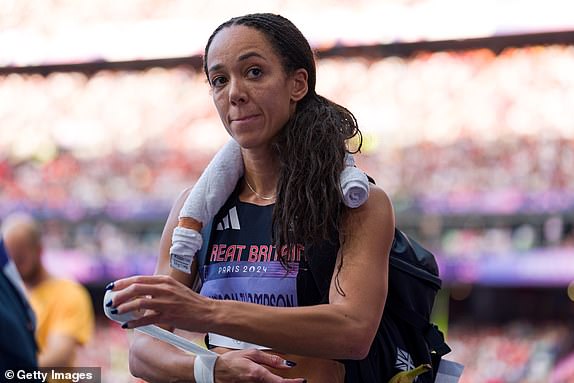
left=170, top=142, right=370, bottom=274
left=340, top=153, right=370, bottom=208
left=178, top=140, right=243, bottom=225
left=170, top=140, right=243, bottom=273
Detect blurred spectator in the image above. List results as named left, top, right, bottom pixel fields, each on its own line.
left=562, top=222, right=574, bottom=247
left=1, top=212, right=95, bottom=367
left=0, top=238, right=39, bottom=374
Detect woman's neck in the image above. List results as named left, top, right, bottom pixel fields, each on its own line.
left=241, top=148, right=279, bottom=204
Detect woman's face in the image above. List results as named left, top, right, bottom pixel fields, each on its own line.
left=206, top=25, right=307, bottom=150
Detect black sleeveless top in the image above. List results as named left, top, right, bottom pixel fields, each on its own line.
left=198, top=184, right=339, bottom=308
left=196, top=185, right=382, bottom=382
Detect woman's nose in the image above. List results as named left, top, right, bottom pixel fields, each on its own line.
left=228, top=78, right=248, bottom=105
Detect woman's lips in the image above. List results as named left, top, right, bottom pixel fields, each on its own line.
left=231, top=114, right=261, bottom=126
left=233, top=114, right=260, bottom=122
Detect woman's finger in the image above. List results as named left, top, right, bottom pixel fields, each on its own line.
left=241, top=350, right=297, bottom=370
left=114, top=295, right=186, bottom=320
left=111, top=285, right=155, bottom=307
left=111, top=274, right=173, bottom=291
left=217, top=351, right=306, bottom=383
left=111, top=278, right=179, bottom=307
left=121, top=312, right=163, bottom=329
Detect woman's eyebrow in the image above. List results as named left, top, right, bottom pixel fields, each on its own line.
left=237, top=51, right=266, bottom=62
left=207, top=62, right=223, bottom=74
left=208, top=51, right=266, bottom=74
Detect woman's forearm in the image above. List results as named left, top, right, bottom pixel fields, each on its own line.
left=118, top=187, right=392, bottom=364
left=201, top=187, right=391, bottom=361
left=209, top=300, right=380, bottom=360
left=129, top=333, right=196, bottom=383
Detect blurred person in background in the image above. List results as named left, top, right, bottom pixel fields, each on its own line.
left=0, top=237, right=39, bottom=374
left=562, top=222, right=574, bottom=247
left=1, top=212, right=95, bottom=368
left=111, top=12, right=394, bottom=383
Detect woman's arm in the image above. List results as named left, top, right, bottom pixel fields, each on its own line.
left=127, top=188, right=304, bottom=383
left=116, top=185, right=394, bottom=361
left=214, top=185, right=393, bottom=359
left=128, top=188, right=195, bottom=382
left=129, top=332, right=195, bottom=383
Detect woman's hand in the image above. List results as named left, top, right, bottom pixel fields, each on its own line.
left=214, top=349, right=305, bottom=383
left=109, top=274, right=212, bottom=332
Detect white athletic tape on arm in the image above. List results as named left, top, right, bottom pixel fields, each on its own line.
left=103, top=290, right=217, bottom=357
left=208, top=333, right=269, bottom=350
left=169, top=226, right=203, bottom=273
left=194, top=354, right=218, bottom=383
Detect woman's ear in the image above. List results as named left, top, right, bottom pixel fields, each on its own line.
left=290, top=68, right=308, bottom=102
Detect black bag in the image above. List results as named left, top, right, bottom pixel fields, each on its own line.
left=298, top=174, right=451, bottom=382
left=340, top=229, right=451, bottom=382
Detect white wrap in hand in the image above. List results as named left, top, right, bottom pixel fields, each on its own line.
left=194, top=354, right=218, bottom=383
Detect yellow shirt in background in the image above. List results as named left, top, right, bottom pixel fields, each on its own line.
left=28, top=278, right=94, bottom=354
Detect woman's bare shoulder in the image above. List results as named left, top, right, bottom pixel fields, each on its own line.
left=348, top=184, right=394, bottom=226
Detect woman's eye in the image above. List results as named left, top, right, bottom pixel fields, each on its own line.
left=211, top=76, right=227, bottom=87
left=247, top=68, right=262, bottom=78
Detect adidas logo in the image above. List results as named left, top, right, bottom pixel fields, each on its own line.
left=216, top=206, right=241, bottom=230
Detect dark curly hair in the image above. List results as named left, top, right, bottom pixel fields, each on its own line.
left=203, top=13, right=362, bottom=251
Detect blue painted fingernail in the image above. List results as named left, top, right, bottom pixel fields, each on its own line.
left=105, top=282, right=114, bottom=290
left=110, top=308, right=118, bottom=314
left=105, top=300, right=113, bottom=307
left=121, top=322, right=129, bottom=329
left=285, top=360, right=297, bottom=367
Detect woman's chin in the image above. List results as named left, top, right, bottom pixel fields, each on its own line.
left=233, top=137, right=272, bottom=152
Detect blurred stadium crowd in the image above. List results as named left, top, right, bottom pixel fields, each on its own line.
left=1, top=46, right=573, bottom=273
left=2, top=2, right=574, bottom=380
left=448, top=323, right=574, bottom=383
